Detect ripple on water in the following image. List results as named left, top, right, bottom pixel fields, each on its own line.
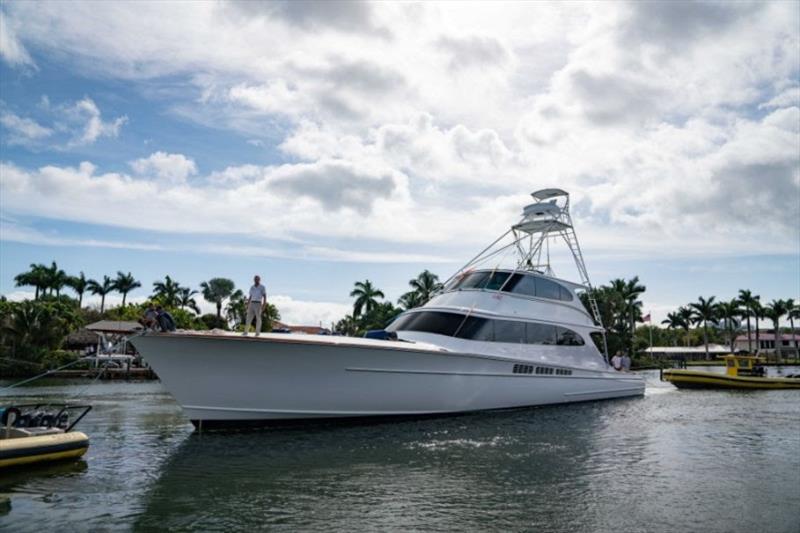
left=1, top=378, right=799, bottom=533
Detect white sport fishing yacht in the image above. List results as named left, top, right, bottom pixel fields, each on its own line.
left=132, top=189, right=644, bottom=428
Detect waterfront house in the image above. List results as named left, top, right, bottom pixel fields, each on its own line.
left=734, top=330, right=800, bottom=355
left=643, top=344, right=730, bottom=361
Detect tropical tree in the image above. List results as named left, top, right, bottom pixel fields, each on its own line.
left=114, top=271, right=141, bottom=307
left=177, top=287, right=201, bottom=314
left=788, top=302, right=800, bottom=360
left=398, top=290, right=424, bottom=310
left=690, top=296, right=718, bottom=360
left=152, top=275, right=182, bottom=308
left=67, top=271, right=89, bottom=308
left=661, top=312, right=687, bottom=347
left=335, top=314, right=359, bottom=336
left=43, top=261, right=69, bottom=297
left=200, top=277, right=236, bottom=321
left=407, top=270, right=443, bottom=305
left=14, top=263, right=49, bottom=299
left=752, top=300, right=764, bottom=353
left=677, top=306, right=694, bottom=346
left=716, top=299, right=741, bottom=352
left=763, top=299, right=789, bottom=361
left=737, top=290, right=760, bottom=353
left=87, top=275, right=115, bottom=313
left=350, top=279, right=385, bottom=319
left=609, top=277, right=645, bottom=356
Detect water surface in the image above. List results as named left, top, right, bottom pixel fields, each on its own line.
left=1, top=370, right=798, bottom=532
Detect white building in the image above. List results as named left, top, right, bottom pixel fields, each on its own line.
left=734, top=331, right=800, bottom=355
left=644, top=344, right=730, bottom=361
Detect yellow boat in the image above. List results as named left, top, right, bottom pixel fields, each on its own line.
left=662, top=355, right=800, bottom=390
left=0, top=404, right=91, bottom=469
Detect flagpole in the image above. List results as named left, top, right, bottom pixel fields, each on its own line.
left=648, top=310, right=653, bottom=353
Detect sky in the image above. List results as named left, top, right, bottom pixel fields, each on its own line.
left=0, top=1, right=798, bottom=327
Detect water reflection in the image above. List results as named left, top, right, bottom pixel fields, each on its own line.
left=1, top=376, right=798, bottom=533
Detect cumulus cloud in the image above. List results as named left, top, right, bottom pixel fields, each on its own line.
left=0, top=11, right=34, bottom=67
left=0, top=110, right=53, bottom=145
left=0, top=1, right=798, bottom=263
left=130, top=152, right=198, bottom=184
left=66, top=97, right=128, bottom=146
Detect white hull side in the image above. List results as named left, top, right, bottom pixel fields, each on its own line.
left=132, top=334, right=644, bottom=423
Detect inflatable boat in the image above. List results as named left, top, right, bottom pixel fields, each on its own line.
left=0, top=404, right=91, bottom=469
left=663, top=355, right=800, bottom=390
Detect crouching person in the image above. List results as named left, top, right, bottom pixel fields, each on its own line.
left=156, top=305, right=177, bottom=332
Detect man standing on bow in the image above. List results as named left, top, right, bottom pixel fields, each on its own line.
left=243, top=274, right=267, bottom=336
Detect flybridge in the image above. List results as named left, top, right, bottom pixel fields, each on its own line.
left=444, top=188, right=603, bottom=329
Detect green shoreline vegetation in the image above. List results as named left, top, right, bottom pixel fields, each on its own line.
left=1, top=262, right=798, bottom=378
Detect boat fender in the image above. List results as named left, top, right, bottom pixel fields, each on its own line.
left=1, top=407, right=20, bottom=426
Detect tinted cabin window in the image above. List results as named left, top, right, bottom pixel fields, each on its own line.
left=388, top=311, right=586, bottom=347
left=536, top=278, right=561, bottom=300
left=406, top=312, right=463, bottom=336
left=559, top=286, right=573, bottom=301
left=510, top=275, right=537, bottom=297
left=494, top=320, right=526, bottom=343
left=458, top=272, right=490, bottom=290
left=455, top=316, right=493, bottom=341
left=526, top=322, right=557, bottom=345
left=484, top=272, right=513, bottom=291
left=556, top=327, right=584, bottom=346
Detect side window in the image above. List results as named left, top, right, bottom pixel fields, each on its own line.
left=536, top=278, right=561, bottom=300
left=494, top=320, right=526, bottom=343
left=459, top=272, right=490, bottom=289
left=484, top=272, right=511, bottom=291
left=411, top=312, right=463, bottom=336
left=455, top=316, right=493, bottom=341
left=559, top=285, right=573, bottom=301
left=556, top=327, right=585, bottom=346
left=511, top=275, right=538, bottom=297
left=589, top=332, right=605, bottom=353
left=526, top=322, right=557, bottom=345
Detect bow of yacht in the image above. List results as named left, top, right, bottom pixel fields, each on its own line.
left=132, top=189, right=644, bottom=428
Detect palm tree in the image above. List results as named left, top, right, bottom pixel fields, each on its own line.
left=788, top=302, right=800, bottom=360
left=67, top=271, right=89, bottom=308
left=43, top=261, right=69, bottom=297
left=677, top=306, right=694, bottom=346
left=177, top=287, right=200, bottom=314
left=661, top=312, right=686, bottom=347
left=114, top=271, right=141, bottom=307
left=398, top=290, right=423, bottom=310
left=408, top=270, right=443, bottom=305
left=200, top=278, right=236, bottom=321
left=610, top=276, right=645, bottom=356
left=152, top=275, right=182, bottom=308
left=752, top=300, right=764, bottom=353
left=350, top=280, right=385, bottom=319
left=716, top=299, right=741, bottom=353
left=335, top=314, right=359, bottom=336
left=737, top=290, right=760, bottom=353
left=87, top=275, right=115, bottom=313
left=690, top=296, right=718, bottom=360
left=14, top=263, right=49, bottom=299
left=763, top=300, right=789, bottom=361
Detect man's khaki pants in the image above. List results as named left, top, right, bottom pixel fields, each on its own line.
left=245, top=301, right=262, bottom=333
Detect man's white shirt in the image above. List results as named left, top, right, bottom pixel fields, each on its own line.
left=249, top=284, right=266, bottom=303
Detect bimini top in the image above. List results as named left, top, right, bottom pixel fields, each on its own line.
left=531, top=188, right=568, bottom=201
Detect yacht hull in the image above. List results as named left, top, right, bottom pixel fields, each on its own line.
left=133, top=333, right=644, bottom=427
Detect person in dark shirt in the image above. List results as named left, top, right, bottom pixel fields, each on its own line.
left=156, top=306, right=177, bottom=332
